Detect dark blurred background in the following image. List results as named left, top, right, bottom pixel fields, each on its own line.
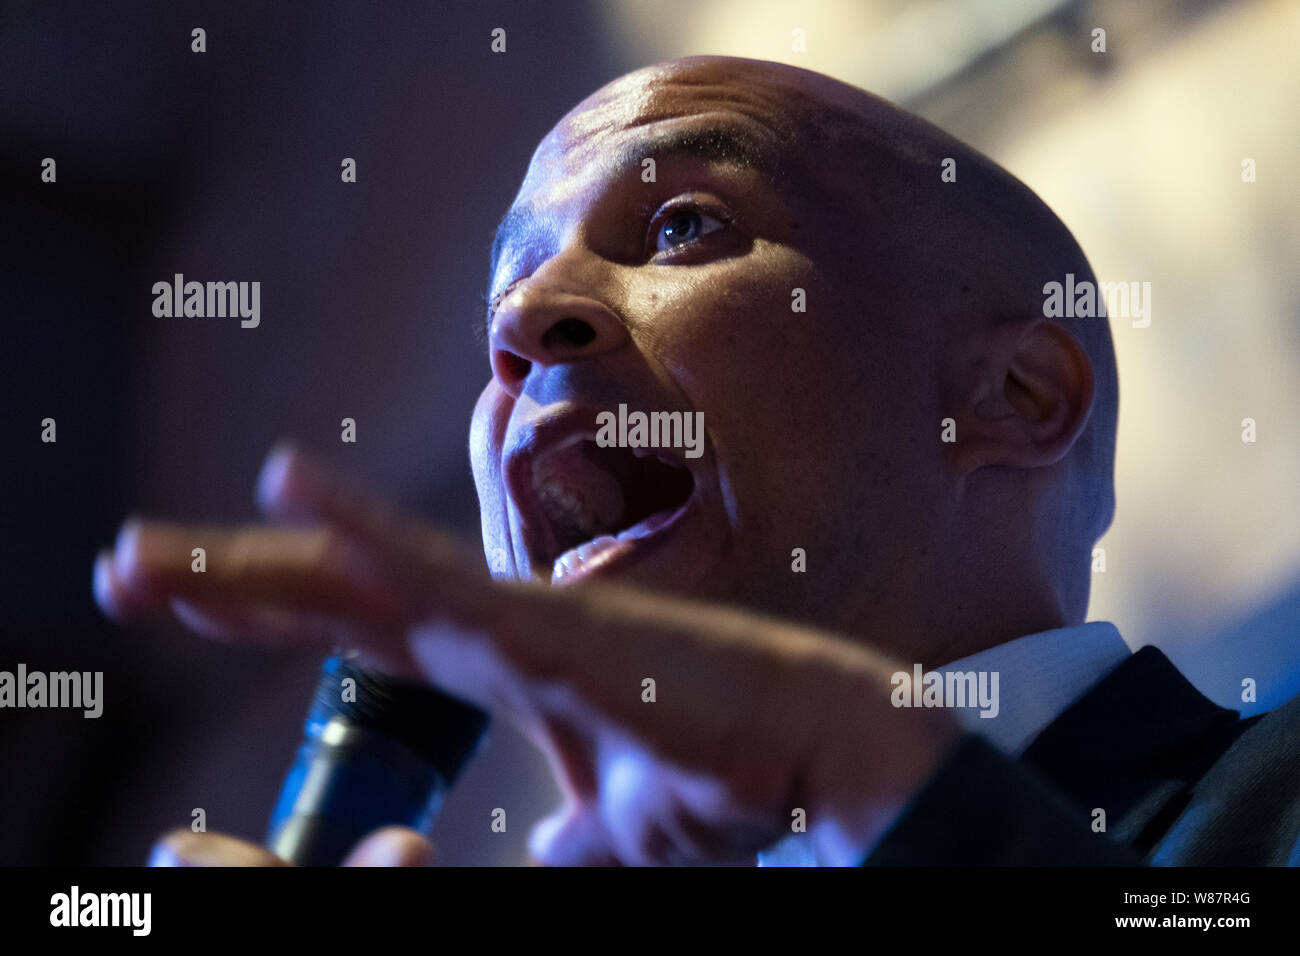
left=2, top=0, right=1297, bottom=865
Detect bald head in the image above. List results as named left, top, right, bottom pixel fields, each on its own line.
left=472, top=56, right=1118, bottom=662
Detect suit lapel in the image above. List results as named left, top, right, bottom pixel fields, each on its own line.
left=1021, top=645, right=1261, bottom=853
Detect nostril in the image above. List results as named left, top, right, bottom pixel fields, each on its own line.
left=495, top=350, right=531, bottom=384
left=541, top=317, right=597, bottom=350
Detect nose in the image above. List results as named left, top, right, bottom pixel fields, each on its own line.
left=488, top=278, right=629, bottom=397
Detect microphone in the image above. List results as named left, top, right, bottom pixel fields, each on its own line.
left=266, top=655, right=489, bottom=866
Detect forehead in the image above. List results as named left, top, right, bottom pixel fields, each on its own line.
left=525, top=57, right=886, bottom=180
left=534, top=64, right=796, bottom=172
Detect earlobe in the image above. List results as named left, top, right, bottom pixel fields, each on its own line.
left=947, top=318, right=1094, bottom=476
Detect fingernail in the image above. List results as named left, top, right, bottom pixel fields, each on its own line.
left=113, top=515, right=144, bottom=575
left=92, top=550, right=117, bottom=618
left=147, top=843, right=181, bottom=867
left=171, top=598, right=211, bottom=630
left=256, top=443, right=304, bottom=513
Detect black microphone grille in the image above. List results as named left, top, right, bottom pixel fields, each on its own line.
left=308, top=656, right=490, bottom=777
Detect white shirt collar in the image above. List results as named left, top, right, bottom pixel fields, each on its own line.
left=936, top=620, right=1131, bottom=756
left=757, top=621, right=1131, bottom=866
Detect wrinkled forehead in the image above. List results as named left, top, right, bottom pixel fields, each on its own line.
left=514, top=60, right=863, bottom=201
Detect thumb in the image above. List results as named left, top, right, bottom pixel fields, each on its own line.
left=341, top=826, right=435, bottom=867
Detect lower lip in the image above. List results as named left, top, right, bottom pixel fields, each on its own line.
left=550, top=500, right=690, bottom=587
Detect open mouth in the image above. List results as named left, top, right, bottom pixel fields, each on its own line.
left=531, top=436, right=695, bottom=585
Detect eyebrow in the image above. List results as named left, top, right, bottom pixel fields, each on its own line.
left=612, top=124, right=773, bottom=175
left=487, top=125, right=775, bottom=289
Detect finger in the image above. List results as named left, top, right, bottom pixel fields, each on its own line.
left=410, top=588, right=818, bottom=773
left=148, top=829, right=291, bottom=867
left=531, top=715, right=600, bottom=803
left=169, top=596, right=417, bottom=677
left=340, top=826, right=435, bottom=867
left=94, top=547, right=175, bottom=626
left=255, top=445, right=504, bottom=627
left=167, top=597, right=383, bottom=651
left=256, top=444, right=468, bottom=582
left=107, top=518, right=406, bottom=628
left=169, top=597, right=308, bottom=643
left=100, top=548, right=346, bottom=657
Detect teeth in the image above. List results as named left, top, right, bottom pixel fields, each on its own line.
left=552, top=534, right=621, bottom=583
left=630, top=446, right=684, bottom=468
left=551, top=549, right=582, bottom=582
left=575, top=535, right=618, bottom=563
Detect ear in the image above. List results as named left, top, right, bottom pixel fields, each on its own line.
left=945, top=318, right=1095, bottom=476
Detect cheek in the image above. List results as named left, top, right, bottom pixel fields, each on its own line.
left=645, top=251, right=914, bottom=543
left=469, top=382, right=516, bottom=575
left=468, top=382, right=509, bottom=506
left=635, top=251, right=852, bottom=539
left=650, top=247, right=836, bottom=447
left=650, top=246, right=820, bottom=389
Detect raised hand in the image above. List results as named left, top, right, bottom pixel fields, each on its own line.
left=95, top=445, right=960, bottom=866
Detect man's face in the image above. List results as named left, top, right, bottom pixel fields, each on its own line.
left=469, top=58, right=948, bottom=632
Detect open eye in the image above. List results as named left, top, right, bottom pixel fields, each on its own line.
left=653, top=205, right=726, bottom=253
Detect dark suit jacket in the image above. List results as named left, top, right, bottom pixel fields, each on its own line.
left=865, top=646, right=1300, bottom=865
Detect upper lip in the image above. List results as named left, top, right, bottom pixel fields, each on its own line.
left=502, top=402, right=698, bottom=576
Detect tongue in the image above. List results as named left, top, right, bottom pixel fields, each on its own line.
left=575, top=442, right=627, bottom=529
left=536, top=441, right=626, bottom=535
